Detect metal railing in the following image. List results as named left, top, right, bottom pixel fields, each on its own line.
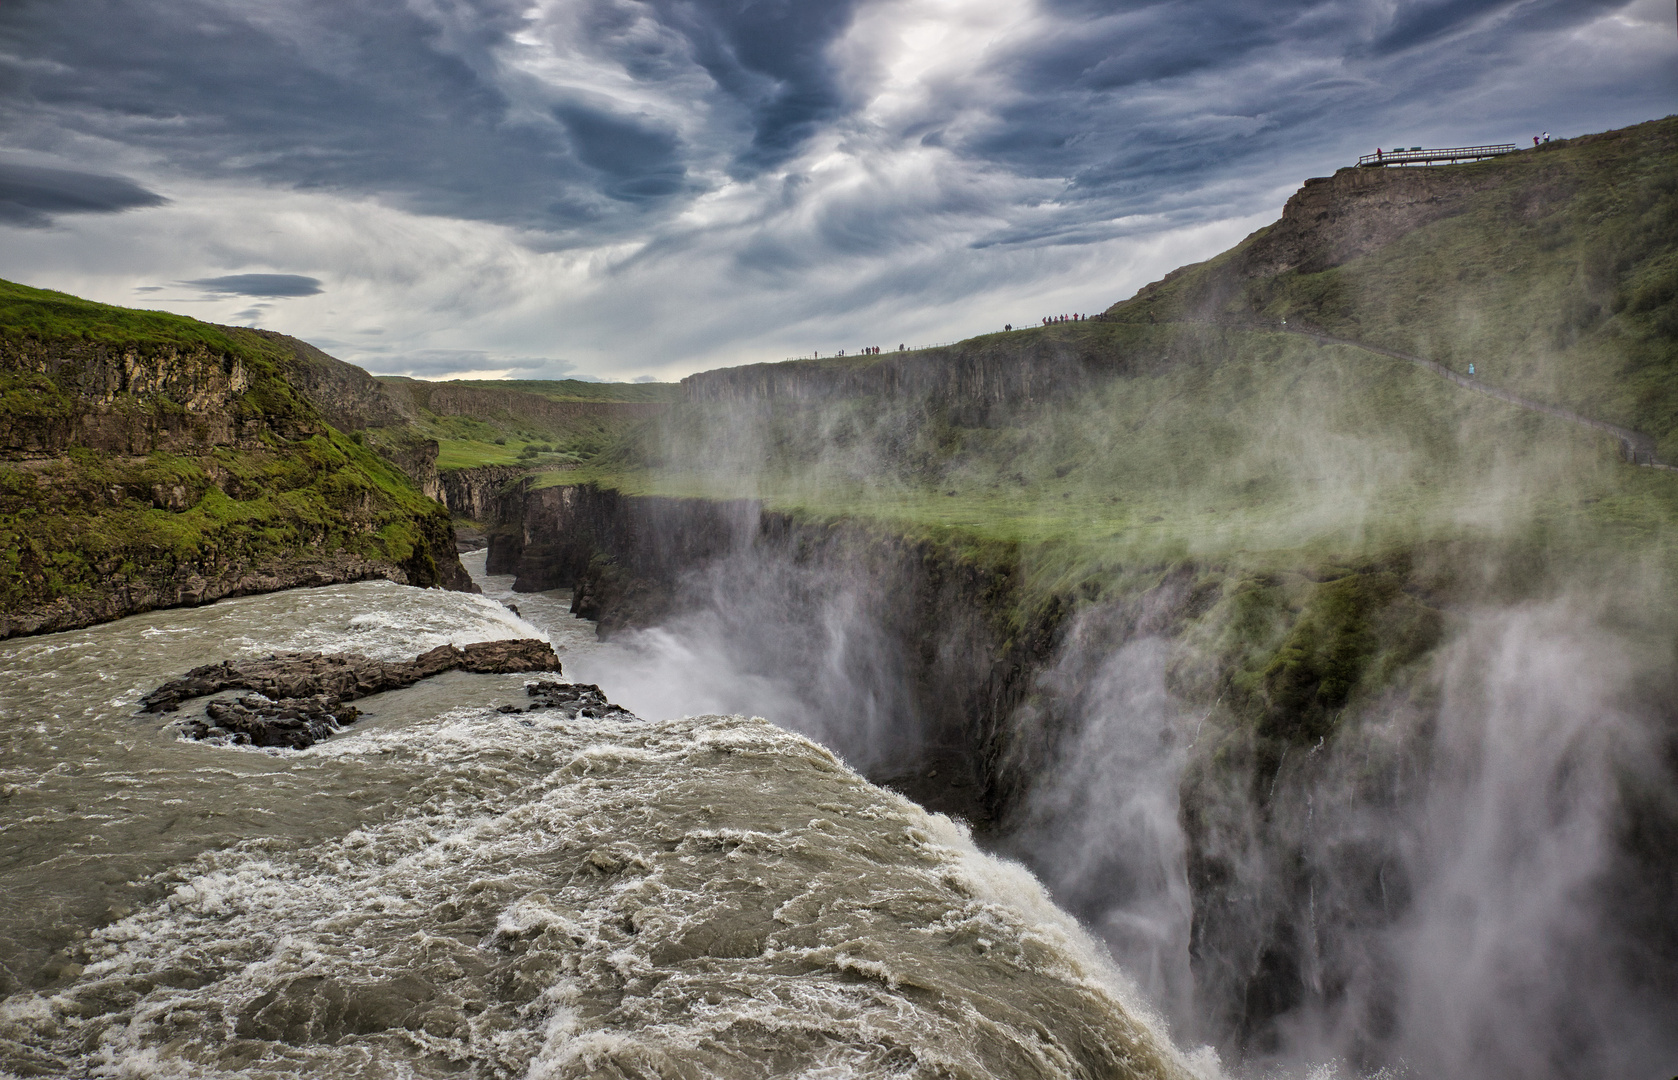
left=1357, top=143, right=1520, bottom=167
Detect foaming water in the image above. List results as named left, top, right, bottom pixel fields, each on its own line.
left=0, top=580, right=563, bottom=994
left=0, top=566, right=1201, bottom=1078
left=486, top=531, right=1678, bottom=1079
left=1002, top=632, right=1198, bottom=1037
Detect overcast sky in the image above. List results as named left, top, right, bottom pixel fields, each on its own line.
left=1, top=0, right=1672, bottom=381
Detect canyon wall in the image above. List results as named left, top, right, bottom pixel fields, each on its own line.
left=386, top=380, right=668, bottom=429
left=0, top=336, right=294, bottom=456
left=440, top=464, right=534, bottom=523
left=487, top=479, right=1678, bottom=1072
left=489, top=482, right=1071, bottom=823
left=679, top=331, right=1152, bottom=409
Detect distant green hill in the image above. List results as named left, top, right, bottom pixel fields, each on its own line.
left=378, top=376, right=680, bottom=405
left=370, top=376, right=676, bottom=472
left=1113, top=117, right=1678, bottom=453
left=599, top=116, right=1678, bottom=572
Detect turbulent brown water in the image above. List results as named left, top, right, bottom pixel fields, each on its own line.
left=0, top=556, right=1203, bottom=1079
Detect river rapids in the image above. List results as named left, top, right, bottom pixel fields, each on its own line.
left=0, top=557, right=1202, bottom=1079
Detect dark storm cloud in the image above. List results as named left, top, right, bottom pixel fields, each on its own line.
left=553, top=101, right=687, bottom=200
left=0, top=0, right=604, bottom=230
left=629, top=0, right=862, bottom=172
left=0, top=160, right=166, bottom=227
left=0, top=0, right=874, bottom=230
left=1367, top=0, right=1627, bottom=54
left=910, top=0, right=1662, bottom=249
left=184, top=274, right=323, bottom=297
left=0, top=0, right=1659, bottom=243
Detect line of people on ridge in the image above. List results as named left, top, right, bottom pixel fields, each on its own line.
left=816, top=315, right=1095, bottom=361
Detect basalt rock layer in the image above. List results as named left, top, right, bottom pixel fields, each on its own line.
left=0, top=278, right=473, bottom=638
left=441, top=464, right=532, bottom=523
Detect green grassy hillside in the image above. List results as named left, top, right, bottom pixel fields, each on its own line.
left=392, top=377, right=681, bottom=404
left=0, top=278, right=467, bottom=636
left=1115, top=117, right=1678, bottom=450
left=374, top=376, right=675, bottom=472
left=590, top=118, right=1678, bottom=561
left=554, top=117, right=1678, bottom=752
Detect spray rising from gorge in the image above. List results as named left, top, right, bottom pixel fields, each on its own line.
left=482, top=121, right=1678, bottom=1077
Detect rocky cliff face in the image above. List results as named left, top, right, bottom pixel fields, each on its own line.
left=679, top=331, right=1154, bottom=410
left=0, top=279, right=473, bottom=638
left=1238, top=162, right=1508, bottom=278
left=441, top=464, right=531, bottom=522
left=487, top=482, right=1067, bottom=823
left=0, top=336, right=289, bottom=456
left=252, top=329, right=416, bottom=432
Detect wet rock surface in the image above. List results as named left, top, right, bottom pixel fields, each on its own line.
left=517, top=680, right=632, bottom=721
left=142, top=638, right=562, bottom=714
left=144, top=638, right=567, bottom=748
left=180, top=693, right=362, bottom=750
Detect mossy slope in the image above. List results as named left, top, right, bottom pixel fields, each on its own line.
left=0, top=278, right=470, bottom=637
left=557, top=117, right=1678, bottom=761
left=1114, top=117, right=1678, bottom=448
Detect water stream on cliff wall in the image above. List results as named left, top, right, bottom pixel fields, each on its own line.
left=0, top=563, right=1205, bottom=1079
left=518, top=535, right=1678, bottom=1080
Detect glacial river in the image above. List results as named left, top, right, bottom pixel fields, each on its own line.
left=0, top=556, right=1199, bottom=1078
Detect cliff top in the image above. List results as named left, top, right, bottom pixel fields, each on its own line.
left=1, top=277, right=261, bottom=356
left=379, top=375, right=679, bottom=404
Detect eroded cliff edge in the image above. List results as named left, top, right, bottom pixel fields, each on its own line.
left=0, top=279, right=473, bottom=638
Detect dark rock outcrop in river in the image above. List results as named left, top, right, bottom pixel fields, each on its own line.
left=178, top=675, right=616, bottom=751
left=183, top=693, right=361, bottom=750
left=146, top=638, right=564, bottom=748
left=144, top=637, right=561, bottom=713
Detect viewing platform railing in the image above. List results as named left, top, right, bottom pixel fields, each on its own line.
left=1357, top=143, right=1520, bottom=167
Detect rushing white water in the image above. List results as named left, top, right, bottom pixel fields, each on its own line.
left=1003, top=633, right=1197, bottom=1038
left=487, top=531, right=1678, bottom=1080
left=0, top=567, right=1203, bottom=1079
left=1003, top=596, right=1678, bottom=1080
